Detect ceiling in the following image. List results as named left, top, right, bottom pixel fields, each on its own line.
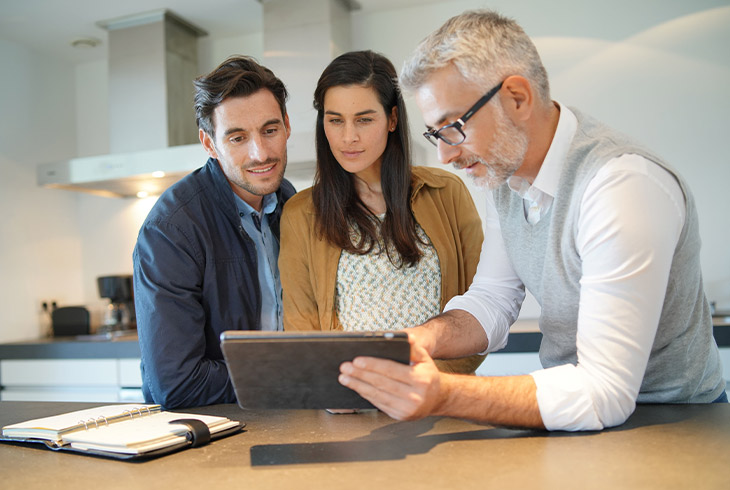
left=0, top=0, right=439, bottom=64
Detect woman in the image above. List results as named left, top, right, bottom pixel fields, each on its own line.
left=279, top=50, right=484, bottom=373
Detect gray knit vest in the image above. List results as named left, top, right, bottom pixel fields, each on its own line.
left=494, top=108, right=725, bottom=403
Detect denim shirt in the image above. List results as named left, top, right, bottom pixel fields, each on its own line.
left=133, top=157, right=294, bottom=409
left=235, top=192, right=283, bottom=332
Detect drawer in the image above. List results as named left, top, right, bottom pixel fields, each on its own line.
left=0, top=387, right=121, bottom=402
left=118, top=359, right=142, bottom=387
left=0, top=359, right=118, bottom=386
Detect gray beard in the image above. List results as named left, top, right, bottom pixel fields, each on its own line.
left=457, top=109, right=529, bottom=190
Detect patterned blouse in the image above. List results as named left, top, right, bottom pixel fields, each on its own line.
left=335, top=217, right=441, bottom=331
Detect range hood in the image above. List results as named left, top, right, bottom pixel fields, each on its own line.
left=37, top=4, right=331, bottom=198
left=37, top=132, right=317, bottom=198
left=37, top=10, right=209, bottom=198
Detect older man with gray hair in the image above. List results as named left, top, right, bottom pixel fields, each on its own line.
left=339, top=9, right=725, bottom=431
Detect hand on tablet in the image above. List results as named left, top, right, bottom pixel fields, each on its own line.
left=338, top=343, right=444, bottom=421
left=403, top=326, right=435, bottom=358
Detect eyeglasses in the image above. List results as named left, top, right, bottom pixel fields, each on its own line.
left=423, top=80, right=504, bottom=147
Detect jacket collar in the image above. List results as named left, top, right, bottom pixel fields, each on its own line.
left=203, top=157, right=293, bottom=228
left=203, top=157, right=240, bottom=226
left=411, top=165, right=447, bottom=196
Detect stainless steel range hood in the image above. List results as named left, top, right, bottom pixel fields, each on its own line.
left=37, top=144, right=207, bottom=198
left=37, top=133, right=316, bottom=198
left=37, top=2, right=349, bottom=198
left=38, top=9, right=210, bottom=198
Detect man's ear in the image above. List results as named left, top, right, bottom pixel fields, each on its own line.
left=501, top=75, right=533, bottom=123
left=283, top=113, right=292, bottom=139
left=199, top=129, right=218, bottom=159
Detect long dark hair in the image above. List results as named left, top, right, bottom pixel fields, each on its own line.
left=312, top=50, right=422, bottom=267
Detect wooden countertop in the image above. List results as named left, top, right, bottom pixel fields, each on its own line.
left=0, top=401, right=727, bottom=489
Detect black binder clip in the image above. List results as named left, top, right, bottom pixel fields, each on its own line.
left=169, top=419, right=211, bottom=448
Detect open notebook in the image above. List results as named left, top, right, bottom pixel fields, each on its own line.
left=1, top=404, right=243, bottom=460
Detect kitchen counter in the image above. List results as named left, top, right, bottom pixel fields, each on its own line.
left=0, top=333, right=140, bottom=360
left=0, top=334, right=143, bottom=403
left=2, top=318, right=728, bottom=361
left=1, top=322, right=727, bottom=403
left=0, top=401, right=728, bottom=489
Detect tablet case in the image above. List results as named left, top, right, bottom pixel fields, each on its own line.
left=220, top=331, right=410, bottom=409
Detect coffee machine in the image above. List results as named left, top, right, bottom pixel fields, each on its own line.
left=97, top=275, right=136, bottom=333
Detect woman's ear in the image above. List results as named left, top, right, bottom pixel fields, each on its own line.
left=389, top=106, right=398, bottom=132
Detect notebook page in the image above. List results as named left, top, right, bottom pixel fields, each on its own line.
left=62, top=411, right=239, bottom=454
left=1, top=404, right=161, bottom=441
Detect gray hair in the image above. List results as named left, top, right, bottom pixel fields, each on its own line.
left=400, top=10, right=550, bottom=104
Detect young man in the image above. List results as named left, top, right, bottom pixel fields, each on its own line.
left=134, top=56, right=295, bottom=409
left=339, top=10, right=726, bottom=431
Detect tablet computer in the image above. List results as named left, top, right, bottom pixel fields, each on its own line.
left=220, top=330, right=410, bottom=409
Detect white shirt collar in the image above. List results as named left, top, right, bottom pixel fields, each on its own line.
left=507, top=102, right=577, bottom=199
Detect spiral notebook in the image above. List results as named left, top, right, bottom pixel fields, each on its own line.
left=0, top=404, right=243, bottom=460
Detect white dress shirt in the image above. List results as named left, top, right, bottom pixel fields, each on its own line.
left=445, top=105, right=686, bottom=430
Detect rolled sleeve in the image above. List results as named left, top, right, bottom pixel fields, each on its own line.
left=532, top=155, right=685, bottom=431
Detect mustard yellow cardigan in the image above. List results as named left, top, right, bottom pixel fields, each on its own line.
left=278, top=166, right=485, bottom=374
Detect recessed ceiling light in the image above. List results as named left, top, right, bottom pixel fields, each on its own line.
left=71, top=38, right=101, bottom=49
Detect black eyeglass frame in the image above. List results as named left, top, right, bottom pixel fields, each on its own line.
left=423, top=80, right=505, bottom=147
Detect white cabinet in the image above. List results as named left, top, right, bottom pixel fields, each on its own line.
left=0, top=358, right=143, bottom=402
left=720, top=348, right=730, bottom=386
left=476, top=352, right=542, bottom=377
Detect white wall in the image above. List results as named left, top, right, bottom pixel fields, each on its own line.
left=198, top=32, right=264, bottom=74
left=353, top=0, right=730, bottom=312
left=0, top=40, right=85, bottom=342
left=1, top=0, right=728, bottom=343
left=75, top=59, right=109, bottom=158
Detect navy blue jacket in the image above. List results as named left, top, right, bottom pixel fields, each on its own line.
left=133, top=157, right=295, bottom=409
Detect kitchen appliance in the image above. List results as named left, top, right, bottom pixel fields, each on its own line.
left=51, top=306, right=90, bottom=337
left=36, top=7, right=317, bottom=198
left=97, top=275, right=136, bottom=333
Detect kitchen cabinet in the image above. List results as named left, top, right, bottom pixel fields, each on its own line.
left=1, top=322, right=728, bottom=402
left=0, top=337, right=142, bottom=403
left=476, top=320, right=542, bottom=376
